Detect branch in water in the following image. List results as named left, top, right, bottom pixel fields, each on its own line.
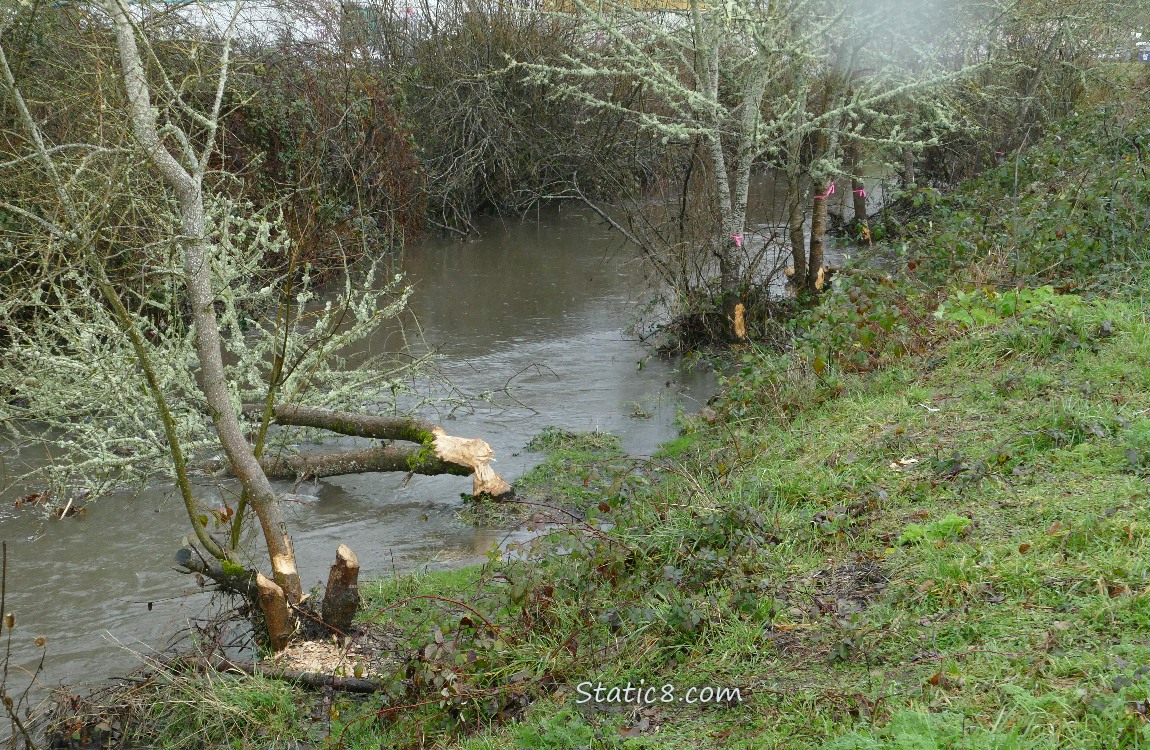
left=241, top=404, right=514, bottom=497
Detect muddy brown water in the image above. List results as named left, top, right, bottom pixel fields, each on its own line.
left=0, top=191, right=860, bottom=707
left=0, top=206, right=719, bottom=705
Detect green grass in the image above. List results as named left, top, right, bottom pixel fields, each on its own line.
left=133, top=671, right=306, bottom=748
left=110, top=99, right=1150, bottom=748
left=257, top=285, right=1150, bottom=750
left=114, top=292, right=1150, bottom=750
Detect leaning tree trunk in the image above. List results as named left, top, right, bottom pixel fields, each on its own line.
left=106, top=0, right=302, bottom=625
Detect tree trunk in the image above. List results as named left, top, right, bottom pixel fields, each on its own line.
left=806, top=189, right=828, bottom=293
left=106, top=0, right=303, bottom=608
left=322, top=545, right=360, bottom=638
left=902, top=146, right=916, bottom=187
left=849, top=140, right=867, bottom=222
left=257, top=444, right=471, bottom=481
left=174, top=654, right=383, bottom=694
left=787, top=177, right=807, bottom=285
left=257, top=573, right=294, bottom=652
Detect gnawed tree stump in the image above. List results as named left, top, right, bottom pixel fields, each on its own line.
left=257, top=573, right=294, bottom=652
left=321, top=544, right=360, bottom=638
left=177, top=548, right=296, bottom=652
left=242, top=404, right=513, bottom=498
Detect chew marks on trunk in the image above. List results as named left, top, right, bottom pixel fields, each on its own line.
left=244, top=405, right=514, bottom=498
left=807, top=182, right=830, bottom=293
left=257, top=573, right=294, bottom=651
left=322, top=544, right=360, bottom=639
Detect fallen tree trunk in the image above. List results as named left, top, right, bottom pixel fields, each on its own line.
left=175, top=547, right=296, bottom=649
left=245, top=405, right=439, bottom=443
left=245, top=404, right=513, bottom=497
left=258, top=444, right=471, bottom=481
left=175, top=547, right=258, bottom=599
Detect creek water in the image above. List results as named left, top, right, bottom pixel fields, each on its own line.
left=0, top=178, right=865, bottom=706
left=0, top=205, right=722, bottom=704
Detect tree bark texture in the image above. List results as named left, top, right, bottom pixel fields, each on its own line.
left=322, top=545, right=360, bottom=638
left=849, top=140, right=867, bottom=222
left=179, top=655, right=383, bottom=694
left=806, top=191, right=828, bottom=293
left=257, top=573, right=294, bottom=652
left=786, top=178, right=807, bottom=284
left=902, top=146, right=916, bottom=187
left=175, top=547, right=258, bottom=600
left=252, top=405, right=513, bottom=497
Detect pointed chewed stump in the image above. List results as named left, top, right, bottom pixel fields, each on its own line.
left=321, top=544, right=360, bottom=639
left=256, top=572, right=294, bottom=652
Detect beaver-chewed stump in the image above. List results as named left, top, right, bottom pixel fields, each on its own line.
left=237, top=404, right=514, bottom=499
left=321, top=544, right=360, bottom=639
left=183, top=405, right=514, bottom=651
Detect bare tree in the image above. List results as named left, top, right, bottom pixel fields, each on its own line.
left=516, top=0, right=983, bottom=315
left=0, top=0, right=509, bottom=650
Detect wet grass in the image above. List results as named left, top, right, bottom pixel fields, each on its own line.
left=232, top=282, right=1144, bottom=750
left=72, top=106, right=1150, bottom=747
left=87, top=291, right=1150, bottom=748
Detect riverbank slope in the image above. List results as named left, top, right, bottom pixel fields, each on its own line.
left=56, top=97, right=1150, bottom=750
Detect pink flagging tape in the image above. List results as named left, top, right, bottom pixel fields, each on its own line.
left=815, top=182, right=835, bottom=200
left=729, top=233, right=743, bottom=248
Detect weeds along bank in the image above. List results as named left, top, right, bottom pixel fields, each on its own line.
left=49, top=100, right=1150, bottom=747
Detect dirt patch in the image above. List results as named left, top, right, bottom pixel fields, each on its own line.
left=768, top=554, right=890, bottom=660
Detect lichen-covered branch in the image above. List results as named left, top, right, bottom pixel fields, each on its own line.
left=244, top=404, right=440, bottom=444
left=254, top=405, right=513, bottom=497
left=257, top=444, right=471, bottom=480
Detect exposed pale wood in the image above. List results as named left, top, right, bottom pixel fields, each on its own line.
left=733, top=303, right=747, bottom=340
left=322, top=545, right=360, bottom=638
left=431, top=428, right=513, bottom=497
left=251, top=405, right=514, bottom=498
left=807, top=191, right=828, bottom=293
left=106, top=0, right=302, bottom=604
left=256, top=573, right=294, bottom=652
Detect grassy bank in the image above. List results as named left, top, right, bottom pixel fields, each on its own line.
left=70, top=102, right=1150, bottom=748
left=380, top=287, right=1150, bottom=749
left=112, top=276, right=1150, bottom=749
